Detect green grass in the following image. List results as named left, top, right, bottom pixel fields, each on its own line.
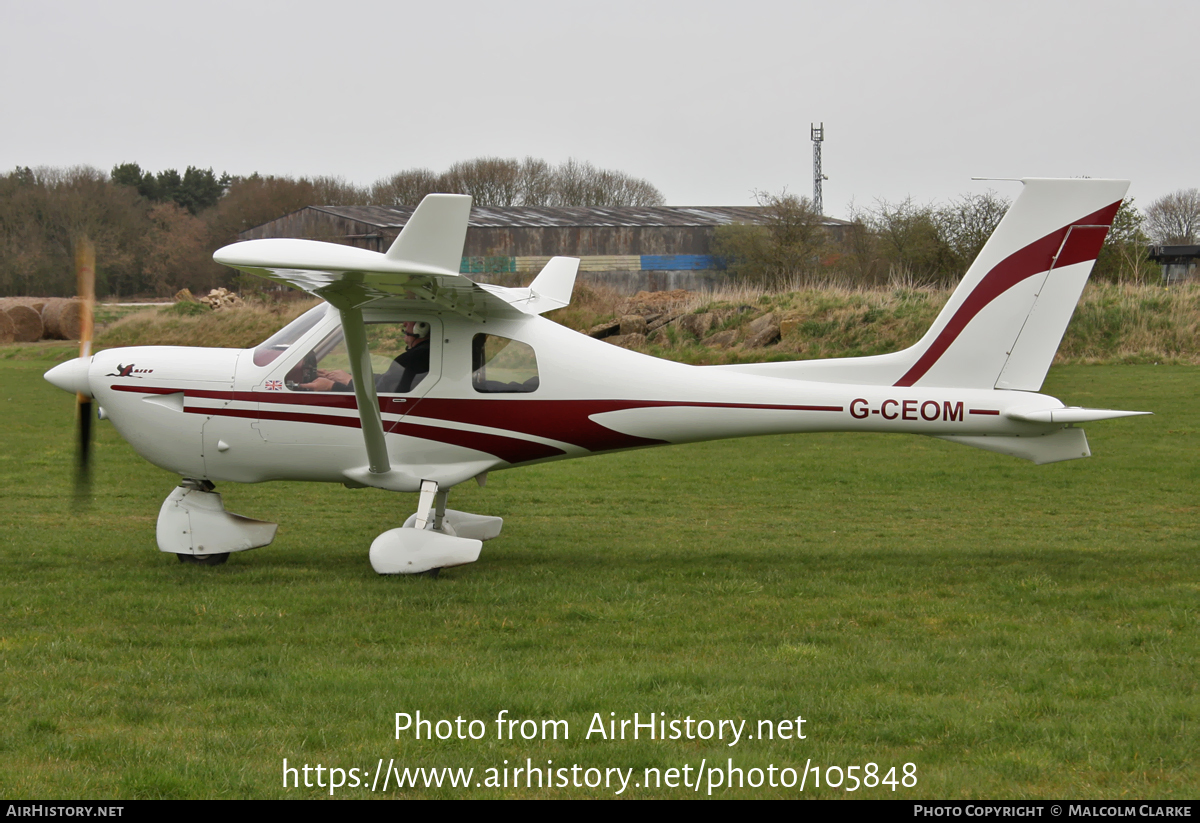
left=1, top=362, right=1195, bottom=798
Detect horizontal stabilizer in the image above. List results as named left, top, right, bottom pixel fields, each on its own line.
left=936, top=427, right=1090, bottom=464
left=479, top=256, right=579, bottom=314
left=1006, top=407, right=1151, bottom=424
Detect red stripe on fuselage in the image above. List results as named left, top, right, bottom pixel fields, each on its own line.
left=185, top=403, right=566, bottom=464
left=113, top=386, right=845, bottom=461
left=398, top=398, right=842, bottom=453
left=893, top=201, right=1120, bottom=388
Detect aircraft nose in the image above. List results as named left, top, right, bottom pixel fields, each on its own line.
left=44, top=357, right=93, bottom=397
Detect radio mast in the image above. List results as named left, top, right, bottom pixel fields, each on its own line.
left=811, top=122, right=825, bottom=214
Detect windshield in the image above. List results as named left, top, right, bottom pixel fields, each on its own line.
left=252, top=303, right=330, bottom=367
left=281, top=320, right=433, bottom=394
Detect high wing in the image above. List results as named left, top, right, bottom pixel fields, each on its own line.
left=213, top=194, right=578, bottom=321
left=213, top=193, right=579, bottom=489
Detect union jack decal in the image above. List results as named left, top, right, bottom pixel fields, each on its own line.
left=265, top=380, right=284, bottom=391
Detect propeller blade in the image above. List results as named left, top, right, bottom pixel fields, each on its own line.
left=74, top=236, right=95, bottom=504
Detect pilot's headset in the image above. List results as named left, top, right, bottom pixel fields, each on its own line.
left=407, top=321, right=431, bottom=339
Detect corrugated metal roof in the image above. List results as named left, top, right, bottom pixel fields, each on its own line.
left=304, top=204, right=850, bottom=229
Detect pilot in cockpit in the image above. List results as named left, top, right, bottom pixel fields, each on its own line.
left=294, top=321, right=430, bottom=394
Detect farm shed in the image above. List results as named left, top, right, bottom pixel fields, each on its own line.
left=240, top=205, right=851, bottom=293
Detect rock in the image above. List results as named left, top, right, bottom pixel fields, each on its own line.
left=588, top=320, right=621, bottom=339
left=742, top=312, right=780, bottom=347
left=746, top=312, right=776, bottom=336
left=744, top=323, right=781, bottom=348
left=201, top=288, right=245, bottom=310
left=174, top=288, right=196, bottom=303
left=676, top=312, right=714, bottom=338
left=619, top=314, right=648, bottom=336
left=605, top=333, right=647, bottom=349
left=702, top=329, right=739, bottom=348
left=646, top=312, right=683, bottom=333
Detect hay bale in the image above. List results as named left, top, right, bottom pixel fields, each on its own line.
left=43, top=298, right=83, bottom=340
left=39, top=298, right=65, bottom=338
left=0, top=310, right=14, bottom=344
left=2, top=305, right=42, bottom=342
left=0, top=297, right=47, bottom=314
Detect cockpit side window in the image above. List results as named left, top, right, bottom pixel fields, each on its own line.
left=472, top=334, right=539, bottom=393
left=284, top=320, right=434, bottom=394
left=252, top=304, right=329, bottom=367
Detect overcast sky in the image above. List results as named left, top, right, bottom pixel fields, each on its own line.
left=3, top=0, right=1196, bottom=217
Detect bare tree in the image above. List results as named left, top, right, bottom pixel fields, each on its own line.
left=371, top=157, right=665, bottom=208
left=441, top=157, right=522, bottom=206
left=546, top=158, right=665, bottom=207
left=516, top=157, right=555, bottom=206
left=1145, top=188, right=1200, bottom=244
left=865, top=197, right=957, bottom=284
left=938, top=190, right=1010, bottom=270
left=309, top=176, right=370, bottom=206
left=371, top=169, right=441, bottom=207
left=1094, top=199, right=1156, bottom=283
left=713, top=191, right=826, bottom=284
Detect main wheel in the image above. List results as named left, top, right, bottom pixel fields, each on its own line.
left=177, top=552, right=230, bottom=566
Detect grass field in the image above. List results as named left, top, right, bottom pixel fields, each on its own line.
left=1, top=361, right=1195, bottom=798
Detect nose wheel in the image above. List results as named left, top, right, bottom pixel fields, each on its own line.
left=158, top=480, right=278, bottom=565
left=178, top=552, right=229, bottom=566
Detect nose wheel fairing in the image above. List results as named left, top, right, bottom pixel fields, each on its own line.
left=156, top=484, right=278, bottom=559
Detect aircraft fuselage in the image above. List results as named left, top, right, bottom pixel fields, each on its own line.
left=83, top=304, right=1072, bottom=493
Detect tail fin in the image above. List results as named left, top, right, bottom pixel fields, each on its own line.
left=895, top=178, right=1127, bottom=390
left=718, top=178, right=1129, bottom=391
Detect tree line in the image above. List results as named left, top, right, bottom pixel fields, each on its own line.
left=1, top=158, right=1192, bottom=298
left=715, top=187, right=1179, bottom=287
left=0, top=158, right=666, bottom=298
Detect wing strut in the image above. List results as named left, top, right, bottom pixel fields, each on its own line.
left=324, top=294, right=390, bottom=474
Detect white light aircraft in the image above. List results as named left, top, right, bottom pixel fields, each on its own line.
left=44, top=178, right=1148, bottom=574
